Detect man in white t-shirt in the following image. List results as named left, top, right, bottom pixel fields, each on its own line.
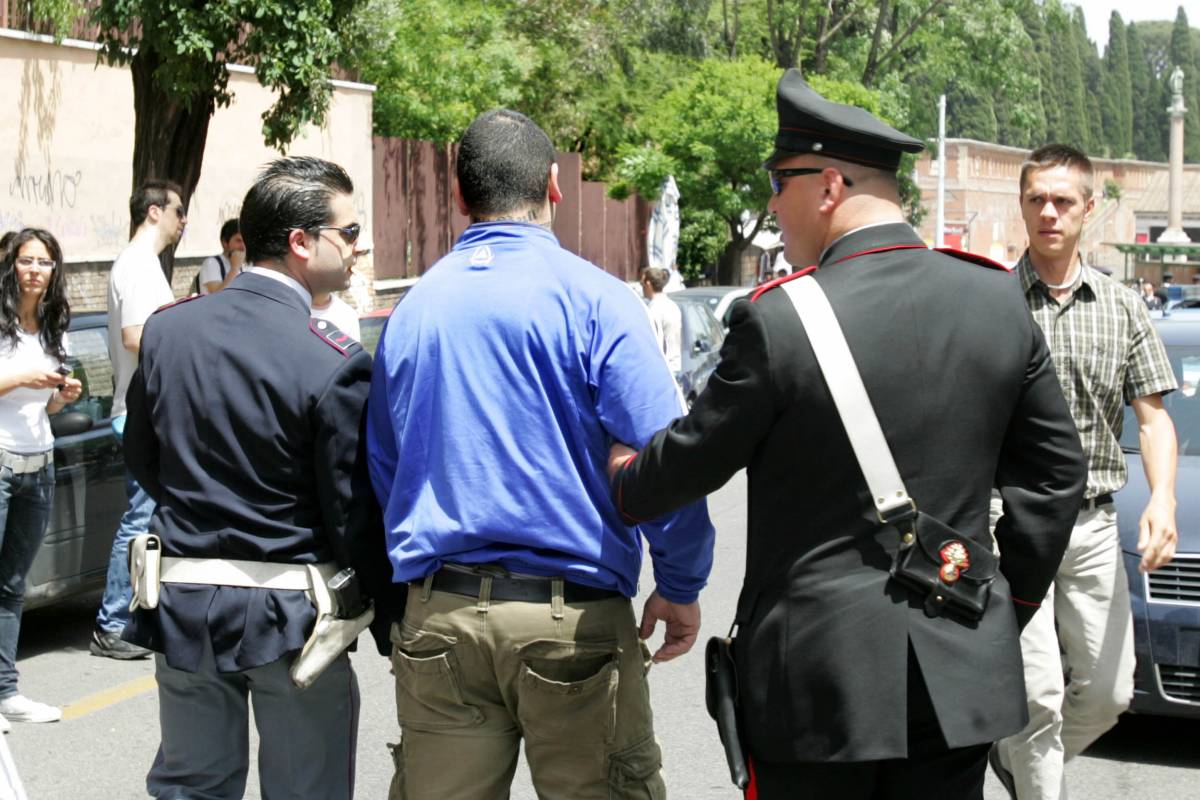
left=196, top=218, right=244, bottom=295
left=310, top=291, right=361, bottom=341
left=93, top=179, right=186, bottom=660
left=640, top=266, right=682, bottom=373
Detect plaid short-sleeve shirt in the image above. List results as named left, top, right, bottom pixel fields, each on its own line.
left=1017, top=252, right=1177, bottom=498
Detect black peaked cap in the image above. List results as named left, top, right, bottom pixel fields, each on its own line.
left=764, top=69, right=925, bottom=172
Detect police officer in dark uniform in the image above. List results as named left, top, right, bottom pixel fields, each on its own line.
left=122, top=156, right=395, bottom=799
left=610, top=72, right=1087, bottom=799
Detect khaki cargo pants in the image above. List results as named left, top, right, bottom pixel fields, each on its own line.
left=388, top=577, right=666, bottom=800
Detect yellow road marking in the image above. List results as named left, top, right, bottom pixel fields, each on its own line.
left=61, top=675, right=157, bottom=721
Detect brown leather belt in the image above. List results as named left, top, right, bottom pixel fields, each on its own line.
left=431, top=568, right=623, bottom=603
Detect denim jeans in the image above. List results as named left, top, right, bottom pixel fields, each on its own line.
left=0, top=461, right=55, bottom=700
left=95, top=416, right=155, bottom=634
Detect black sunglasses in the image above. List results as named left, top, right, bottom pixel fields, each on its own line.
left=768, top=167, right=854, bottom=195
left=313, top=223, right=362, bottom=245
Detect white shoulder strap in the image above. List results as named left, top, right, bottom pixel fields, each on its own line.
left=780, top=276, right=914, bottom=521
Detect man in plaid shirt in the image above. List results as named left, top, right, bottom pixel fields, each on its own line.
left=990, top=144, right=1179, bottom=800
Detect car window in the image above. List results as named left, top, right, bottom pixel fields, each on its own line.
left=63, top=326, right=113, bottom=423
left=360, top=316, right=386, bottom=357
left=1120, top=345, right=1200, bottom=456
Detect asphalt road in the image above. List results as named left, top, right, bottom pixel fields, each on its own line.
left=6, top=472, right=1199, bottom=798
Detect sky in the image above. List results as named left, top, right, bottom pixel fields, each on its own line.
left=1080, top=1, right=1192, bottom=53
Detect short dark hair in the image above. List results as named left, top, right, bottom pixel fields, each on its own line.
left=239, top=157, right=353, bottom=264
left=130, top=179, right=184, bottom=229
left=640, top=267, right=669, bottom=292
left=219, top=218, right=240, bottom=244
left=456, top=109, right=555, bottom=218
left=1020, top=144, right=1094, bottom=197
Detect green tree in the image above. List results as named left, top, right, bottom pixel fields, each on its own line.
left=1102, top=12, right=1133, bottom=158
left=1072, top=7, right=1101, bottom=153
left=1043, top=1, right=1088, bottom=150
left=32, top=0, right=365, bottom=279
left=1020, top=0, right=1059, bottom=146
left=1169, top=6, right=1200, bottom=161
left=613, top=56, right=778, bottom=283
left=1128, top=22, right=1166, bottom=161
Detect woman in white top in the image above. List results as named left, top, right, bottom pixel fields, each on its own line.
left=0, top=229, right=82, bottom=730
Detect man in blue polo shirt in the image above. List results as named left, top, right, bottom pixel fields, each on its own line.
left=366, top=109, right=714, bottom=799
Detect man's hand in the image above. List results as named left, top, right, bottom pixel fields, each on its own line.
left=1138, top=494, right=1177, bottom=572
left=608, top=441, right=637, bottom=481
left=638, top=590, right=700, bottom=663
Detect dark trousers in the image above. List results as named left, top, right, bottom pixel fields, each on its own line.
left=747, top=648, right=989, bottom=800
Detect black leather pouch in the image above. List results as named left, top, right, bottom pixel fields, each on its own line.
left=889, top=511, right=997, bottom=622
left=704, top=636, right=750, bottom=789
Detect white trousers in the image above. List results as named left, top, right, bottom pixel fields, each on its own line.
left=996, top=504, right=1135, bottom=800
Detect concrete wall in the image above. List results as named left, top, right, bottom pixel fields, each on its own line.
left=2, top=29, right=376, bottom=311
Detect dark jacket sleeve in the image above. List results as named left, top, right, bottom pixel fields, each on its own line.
left=615, top=298, right=777, bottom=519
left=993, top=322, right=1087, bottom=630
left=312, top=348, right=404, bottom=655
left=123, top=326, right=161, bottom=501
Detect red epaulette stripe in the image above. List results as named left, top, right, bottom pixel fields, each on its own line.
left=934, top=247, right=1011, bottom=272
left=1012, top=596, right=1041, bottom=607
left=309, top=320, right=351, bottom=357
left=834, top=244, right=927, bottom=263
left=153, top=294, right=204, bottom=314
left=750, top=265, right=817, bottom=302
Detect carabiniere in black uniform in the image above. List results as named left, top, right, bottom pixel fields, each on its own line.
left=613, top=71, right=1086, bottom=792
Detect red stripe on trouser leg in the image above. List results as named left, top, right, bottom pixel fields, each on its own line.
left=745, top=757, right=758, bottom=800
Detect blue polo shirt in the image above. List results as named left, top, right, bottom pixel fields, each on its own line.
left=366, top=222, right=714, bottom=603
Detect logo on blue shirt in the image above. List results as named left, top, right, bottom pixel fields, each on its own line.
left=470, top=246, right=494, bottom=266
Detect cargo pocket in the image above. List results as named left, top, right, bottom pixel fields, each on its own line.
left=391, top=626, right=483, bottom=731
left=607, top=735, right=666, bottom=800
left=386, top=741, right=404, bottom=800
left=516, top=639, right=619, bottom=744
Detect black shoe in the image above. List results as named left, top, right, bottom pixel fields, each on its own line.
left=89, top=628, right=151, bottom=660
left=988, top=743, right=1017, bottom=800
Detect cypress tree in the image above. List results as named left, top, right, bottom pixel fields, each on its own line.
left=1103, top=12, right=1133, bottom=157
left=1023, top=1, right=1060, bottom=142
left=1074, top=7, right=1102, bottom=153
left=1043, top=3, right=1088, bottom=150
left=1169, top=6, right=1200, bottom=161
left=1128, top=22, right=1166, bottom=161
left=946, top=81, right=998, bottom=142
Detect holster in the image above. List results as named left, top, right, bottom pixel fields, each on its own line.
left=704, top=636, right=750, bottom=789
left=289, top=564, right=374, bottom=690
left=128, top=534, right=162, bottom=612
left=889, top=511, right=998, bottom=623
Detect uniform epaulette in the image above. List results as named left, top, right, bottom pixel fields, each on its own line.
left=153, top=294, right=204, bottom=314
left=750, top=265, right=818, bottom=302
left=934, top=247, right=1011, bottom=272
left=309, top=319, right=359, bottom=357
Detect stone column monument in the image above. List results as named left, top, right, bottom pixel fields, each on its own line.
left=1159, top=66, right=1191, bottom=244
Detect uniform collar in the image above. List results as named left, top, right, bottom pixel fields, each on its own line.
left=244, top=266, right=313, bottom=307
left=819, top=221, right=924, bottom=267
left=235, top=269, right=312, bottom=314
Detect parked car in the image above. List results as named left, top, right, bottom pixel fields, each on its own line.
left=1115, top=316, right=1200, bottom=717
left=26, top=312, right=125, bottom=610
left=359, top=279, right=421, bottom=356
left=670, top=286, right=753, bottom=330
left=672, top=294, right=726, bottom=409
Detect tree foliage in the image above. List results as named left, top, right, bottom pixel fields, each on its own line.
left=31, top=0, right=366, bottom=278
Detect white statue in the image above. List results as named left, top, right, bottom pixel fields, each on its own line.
left=1170, top=67, right=1186, bottom=113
